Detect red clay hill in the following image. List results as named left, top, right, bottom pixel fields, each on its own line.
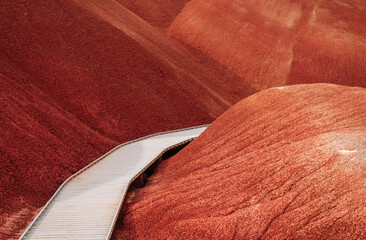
left=1, top=0, right=366, bottom=239
left=168, top=0, right=366, bottom=92
left=113, top=84, right=366, bottom=239
left=0, top=0, right=234, bottom=238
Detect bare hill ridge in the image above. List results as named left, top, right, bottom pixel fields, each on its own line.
left=114, top=84, right=366, bottom=239
left=168, top=0, right=366, bottom=92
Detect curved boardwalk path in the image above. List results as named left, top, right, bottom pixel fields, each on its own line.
left=20, top=125, right=208, bottom=240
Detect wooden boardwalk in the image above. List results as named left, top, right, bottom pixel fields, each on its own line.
left=20, top=125, right=208, bottom=239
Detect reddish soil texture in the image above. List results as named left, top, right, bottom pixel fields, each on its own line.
left=0, top=73, right=116, bottom=238
left=0, top=0, right=235, bottom=238
left=114, top=84, right=366, bottom=239
left=1, top=0, right=231, bottom=143
left=71, top=0, right=244, bottom=103
left=168, top=0, right=366, bottom=92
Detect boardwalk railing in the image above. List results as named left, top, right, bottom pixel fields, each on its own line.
left=20, top=125, right=209, bottom=239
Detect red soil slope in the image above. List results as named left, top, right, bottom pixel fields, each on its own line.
left=168, top=0, right=366, bottom=92
left=0, top=73, right=116, bottom=238
left=0, top=0, right=235, bottom=238
left=71, top=0, right=243, bottom=103
left=114, top=84, right=366, bottom=239
left=1, top=0, right=232, bottom=143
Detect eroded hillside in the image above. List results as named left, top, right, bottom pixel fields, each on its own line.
left=114, top=84, right=366, bottom=239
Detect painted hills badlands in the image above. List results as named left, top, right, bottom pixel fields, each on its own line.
left=1, top=0, right=365, bottom=239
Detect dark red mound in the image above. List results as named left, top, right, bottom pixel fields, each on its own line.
left=114, top=84, right=366, bottom=239
left=0, top=0, right=234, bottom=238
left=168, top=0, right=366, bottom=92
